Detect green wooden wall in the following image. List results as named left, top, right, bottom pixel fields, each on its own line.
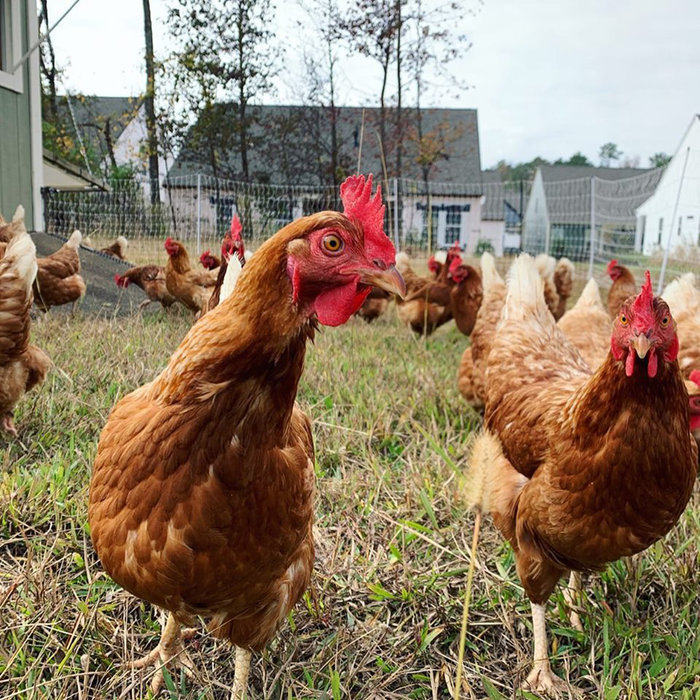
left=0, top=0, right=35, bottom=228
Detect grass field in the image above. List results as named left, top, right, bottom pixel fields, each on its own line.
left=1, top=303, right=699, bottom=699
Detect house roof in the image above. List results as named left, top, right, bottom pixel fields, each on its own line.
left=55, top=95, right=142, bottom=170
left=480, top=170, right=527, bottom=220
left=166, top=104, right=482, bottom=192
left=43, top=149, right=109, bottom=191
left=539, top=165, right=651, bottom=182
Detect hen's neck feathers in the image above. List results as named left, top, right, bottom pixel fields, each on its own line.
left=151, top=216, right=349, bottom=444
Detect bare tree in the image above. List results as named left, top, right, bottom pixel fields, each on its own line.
left=143, top=0, right=160, bottom=203
left=166, top=0, right=280, bottom=183
left=38, top=0, right=59, bottom=121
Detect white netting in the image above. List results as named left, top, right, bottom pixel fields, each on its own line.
left=521, top=162, right=700, bottom=291
left=41, top=167, right=699, bottom=292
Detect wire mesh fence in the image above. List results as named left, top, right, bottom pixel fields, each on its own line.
left=41, top=167, right=699, bottom=293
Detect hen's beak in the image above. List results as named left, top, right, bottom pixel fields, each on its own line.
left=632, top=333, right=652, bottom=359
left=359, top=265, right=407, bottom=298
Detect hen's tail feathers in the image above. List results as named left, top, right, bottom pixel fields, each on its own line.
left=503, top=254, right=550, bottom=323
left=3, top=230, right=37, bottom=292
left=220, top=254, right=243, bottom=303
left=480, top=251, right=504, bottom=293
left=462, top=431, right=527, bottom=529
left=661, top=273, right=698, bottom=318
left=535, top=253, right=556, bottom=279
left=395, top=251, right=412, bottom=274
left=573, top=277, right=605, bottom=311
left=12, top=205, right=25, bottom=223
left=66, top=230, right=82, bottom=249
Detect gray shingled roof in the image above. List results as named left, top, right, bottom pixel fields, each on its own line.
left=55, top=95, right=142, bottom=170
left=167, top=104, right=482, bottom=191
left=480, top=170, right=528, bottom=221
left=539, top=165, right=650, bottom=182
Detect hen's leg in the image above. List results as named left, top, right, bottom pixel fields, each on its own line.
left=2, top=414, right=18, bottom=437
left=131, top=612, right=197, bottom=694
left=523, top=602, right=570, bottom=696
left=231, top=646, right=252, bottom=700
left=562, top=571, right=584, bottom=632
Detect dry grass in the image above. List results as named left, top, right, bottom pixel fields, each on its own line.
left=1, top=304, right=699, bottom=699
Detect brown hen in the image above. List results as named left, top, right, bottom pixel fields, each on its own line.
left=33, top=230, right=87, bottom=312
left=607, top=259, right=637, bottom=317
left=164, top=238, right=218, bottom=313
left=470, top=256, right=696, bottom=694
left=0, top=228, right=51, bottom=435
left=115, top=265, right=176, bottom=310
left=89, top=174, right=405, bottom=698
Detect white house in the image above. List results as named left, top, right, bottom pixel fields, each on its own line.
left=635, top=115, right=700, bottom=255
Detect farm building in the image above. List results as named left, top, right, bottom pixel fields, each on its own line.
left=165, top=105, right=490, bottom=253
left=521, top=164, right=662, bottom=260
left=479, top=170, right=527, bottom=255
left=0, top=0, right=42, bottom=228
left=635, top=114, right=700, bottom=255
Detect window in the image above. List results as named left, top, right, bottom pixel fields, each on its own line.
left=0, top=0, right=23, bottom=93
left=445, top=208, right=461, bottom=245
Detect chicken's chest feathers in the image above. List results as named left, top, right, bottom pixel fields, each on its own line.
left=519, top=360, right=696, bottom=564
left=89, top=320, right=317, bottom=613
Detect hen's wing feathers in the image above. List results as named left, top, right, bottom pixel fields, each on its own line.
left=0, top=232, right=37, bottom=363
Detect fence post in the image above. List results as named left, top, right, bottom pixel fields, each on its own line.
left=196, top=174, right=202, bottom=256
left=393, top=178, right=400, bottom=248
left=658, top=146, right=690, bottom=292
left=587, top=176, right=596, bottom=279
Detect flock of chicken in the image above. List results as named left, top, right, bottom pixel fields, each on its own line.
left=2, top=172, right=700, bottom=698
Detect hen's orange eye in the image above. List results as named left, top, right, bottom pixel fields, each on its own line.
left=660, top=316, right=670, bottom=327
left=620, top=314, right=628, bottom=325
left=322, top=234, right=344, bottom=254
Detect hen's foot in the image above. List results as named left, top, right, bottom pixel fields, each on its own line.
left=522, top=663, right=571, bottom=697
left=2, top=414, right=18, bottom=437
left=131, top=617, right=197, bottom=694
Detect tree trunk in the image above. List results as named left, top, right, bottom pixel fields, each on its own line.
left=142, top=0, right=160, bottom=204
left=39, top=0, right=59, bottom=121
left=395, top=0, right=403, bottom=181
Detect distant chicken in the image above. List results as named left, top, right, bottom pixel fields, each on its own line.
left=457, top=252, right=506, bottom=407
left=553, top=257, right=575, bottom=319
left=607, top=259, right=637, bottom=317
left=115, top=265, right=176, bottom=311
left=199, top=250, right=221, bottom=270
left=659, top=272, right=700, bottom=379
left=448, top=256, right=483, bottom=336
left=89, top=174, right=405, bottom=698
left=100, top=236, right=128, bottom=260
left=355, top=286, right=391, bottom=323
left=470, top=258, right=695, bottom=694
left=164, top=238, right=218, bottom=314
left=394, top=245, right=462, bottom=335
left=205, top=214, right=248, bottom=314
left=0, top=227, right=51, bottom=435
left=33, top=230, right=87, bottom=312
left=557, top=278, right=611, bottom=370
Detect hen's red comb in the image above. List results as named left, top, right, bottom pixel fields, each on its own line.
left=449, top=255, right=463, bottom=273
left=631, top=270, right=654, bottom=314
left=340, top=174, right=395, bottom=263
left=690, top=369, right=700, bottom=386
left=230, top=213, right=242, bottom=239
left=607, top=259, right=618, bottom=275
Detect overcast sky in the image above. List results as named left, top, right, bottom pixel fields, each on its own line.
left=47, top=0, right=700, bottom=169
